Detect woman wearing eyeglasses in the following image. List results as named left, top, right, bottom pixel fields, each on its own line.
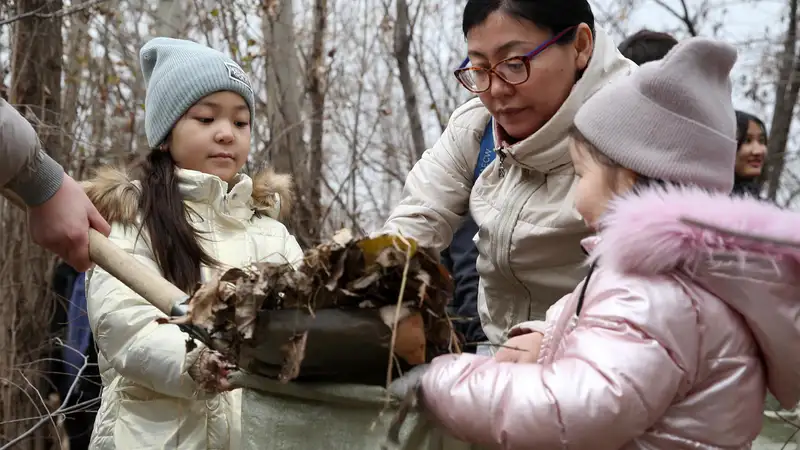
left=382, top=0, right=635, bottom=354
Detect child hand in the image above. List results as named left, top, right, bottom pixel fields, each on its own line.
left=494, top=332, right=543, bottom=363
left=188, top=347, right=235, bottom=393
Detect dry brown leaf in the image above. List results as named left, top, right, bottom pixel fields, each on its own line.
left=324, top=247, right=350, bottom=292
left=187, top=272, right=223, bottom=326
left=392, top=312, right=426, bottom=365
left=278, top=331, right=308, bottom=383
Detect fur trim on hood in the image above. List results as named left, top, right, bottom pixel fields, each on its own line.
left=594, top=184, right=800, bottom=409
left=592, top=185, right=800, bottom=275
left=82, top=166, right=295, bottom=226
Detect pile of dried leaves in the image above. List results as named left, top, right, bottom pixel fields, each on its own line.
left=168, top=229, right=459, bottom=383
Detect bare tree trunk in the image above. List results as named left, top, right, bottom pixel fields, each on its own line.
left=394, top=0, right=426, bottom=161
left=90, top=23, right=111, bottom=157
left=0, top=21, right=6, bottom=101
left=62, top=10, right=91, bottom=174
left=10, top=0, right=64, bottom=162
left=764, top=0, right=800, bottom=201
left=2, top=0, right=64, bottom=447
left=305, top=0, right=328, bottom=241
left=154, top=0, right=185, bottom=37
left=262, top=0, right=305, bottom=175
left=262, top=0, right=312, bottom=245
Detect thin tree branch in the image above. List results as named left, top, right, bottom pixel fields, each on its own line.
left=1, top=339, right=93, bottom=450
left=0, top=0, right=108, bottom=26
left=651, top=0, right=699, bottom=36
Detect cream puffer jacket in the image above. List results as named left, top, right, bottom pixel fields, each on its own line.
left=83, top=167, right=303, bottom=449
left=382, top=27, right=637, bottom=344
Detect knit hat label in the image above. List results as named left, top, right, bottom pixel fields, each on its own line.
left=226, top=62, right=252, bottom=91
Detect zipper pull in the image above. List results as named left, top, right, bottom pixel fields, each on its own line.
left=495, top=147, right=506, bottom=178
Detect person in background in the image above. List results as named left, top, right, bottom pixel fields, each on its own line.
left=48, top=262, right=101, bottom=450
left=733, top=110, right=768, bottom=197
left=617, top=29, right=678, bottom=65
left=62, top=271, right=102, bottom=450
left=47, top=261, right=81, bottom=448
left=0, top=98, right=111, bottom=271
left=441, top=218, right=487, bottom=350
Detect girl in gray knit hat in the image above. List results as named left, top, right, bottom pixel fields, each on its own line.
left=415, top=36, right=800, bottom=449
left=79, top=37, right=303, bottom=449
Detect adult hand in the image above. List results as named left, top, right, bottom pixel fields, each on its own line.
left=27, top=173, right=111, bottom=272
left=494, top=331, right=543, bottom=364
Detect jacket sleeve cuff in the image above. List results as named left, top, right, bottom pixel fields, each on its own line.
left=7, top=150, right=64, bottom=206
left=508, top=320, right=546, bottom=338
left=185, top=343, right=217, bottom=400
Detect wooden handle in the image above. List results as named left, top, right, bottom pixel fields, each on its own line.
left=87, top=228, right=188, bottom=315
left=2, top=188, right=188, bottom=316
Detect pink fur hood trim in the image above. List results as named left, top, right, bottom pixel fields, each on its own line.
left=595, top=185, right=800, bottom=408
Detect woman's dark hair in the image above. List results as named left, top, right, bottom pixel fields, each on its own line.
left=462, top=0, right=595, bottom=41
left=735, top=110, right=768, bottom=150
left=617, top=29, right=678, bottom=65
left=137, top=150, right=218, bottom=293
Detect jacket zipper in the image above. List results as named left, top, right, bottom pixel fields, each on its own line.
left=222, top=194, right=230, bottom=215
left=488, top=176, right=546, bottom=328
left=491, top=180, right=536, bottom=290
left=495, top=147, right=507, bottom=178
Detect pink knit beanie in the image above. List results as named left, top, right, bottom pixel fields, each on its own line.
left=574, top=36, right=738, bottom=193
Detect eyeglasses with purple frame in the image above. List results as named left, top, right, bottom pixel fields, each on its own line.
left=454, top=25, right=578, bottom=93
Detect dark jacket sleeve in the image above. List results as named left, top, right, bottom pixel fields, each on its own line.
left=441, top=215, right=487, bottom=346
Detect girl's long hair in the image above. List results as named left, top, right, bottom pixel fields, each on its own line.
left=137, top=150, right=218, bottom=292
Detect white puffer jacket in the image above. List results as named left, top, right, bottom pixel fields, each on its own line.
left=84, top=167, right=303, bottom=449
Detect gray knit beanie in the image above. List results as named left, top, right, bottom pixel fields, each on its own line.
left=574, top=37, right=738, bottom=192
left=139, top=37, right=255, bottom=148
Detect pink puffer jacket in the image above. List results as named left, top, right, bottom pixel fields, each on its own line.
left=420, top=186, right=800, bottom=449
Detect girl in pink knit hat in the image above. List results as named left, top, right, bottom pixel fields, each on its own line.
left=416, top=36, right=800, bottom=449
